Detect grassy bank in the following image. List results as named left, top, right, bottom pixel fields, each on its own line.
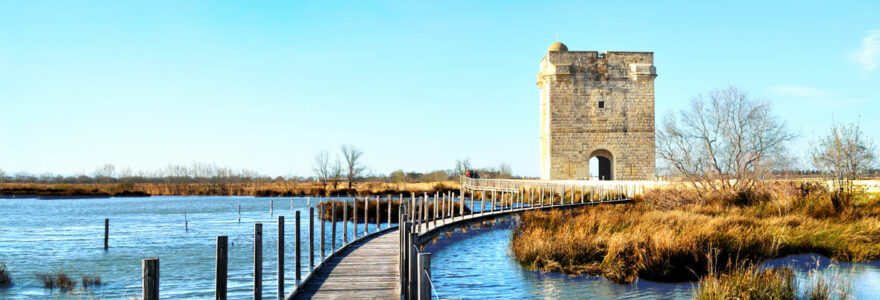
left=0, top=181, right=460, bottom=198
left=512, top=182, right=880, bottom=284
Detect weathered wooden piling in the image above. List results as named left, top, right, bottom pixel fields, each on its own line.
left=238, top=203, right=241, bottom=223
left=216, top=235, right=227, bottom=300
left=418, top=253, right=431, bottom=300
left=399, top=219, right=411, bottom=299
left=320, top=202, right=325, bottom=258
left=254, top=223, right=262, bottom=300
left=364, top=197, right=370, bottom=236
left=184, top=210, right=188, bottom=232
left=295, top=211, right=301, bottom=283
left=278, top=216, right=284, bottom=300
left=354, top=198, right=359, bottom=239
left=142, top=257, right=159, bottom=300
left=104, top=218, right=109, bottom=250
left=331, top=202, right=337, bottom=249
left=408, top=231, right=419, bottom=300
left=342, top=200, right=348, bottom=244
left=309, top=207, right=315, bottom=270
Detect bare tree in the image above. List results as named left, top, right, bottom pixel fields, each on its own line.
left=340, top=144, right=365, bottom=191
left=93, top=164, right=116, bottom=183
left=810, top=120, right=877, bottom=209
left=0, top=168, right=5, bottom=183
left=331, top=158, right=344, bottom=190
left=454, top=158, right=472, bottom=176
left=657, top=86, right=795, bottom=196
left=312, top=151, right=331, bottom=188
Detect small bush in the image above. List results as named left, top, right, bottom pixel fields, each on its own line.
left=35, top=268, right=76, bottom=290
left=81, top=274, right=101, bottom=288
left=0, top=262, right=11, bottom=287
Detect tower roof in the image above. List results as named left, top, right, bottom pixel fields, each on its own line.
left=548, top=42, right=568, bottom=52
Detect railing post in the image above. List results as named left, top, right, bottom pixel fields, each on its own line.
left=343, top=200, right=348, bottom=244
left=295, top=211, right=301, bottom=284
left=216, top=235, right=227, bottom=300
left=142, top=257, right=159, bottom=300
left=364, top=196, right=369, bottom=235
left=278, top=216, right=284, bottom=300
left=376, top=196, right=381, bottom=230
left=418, top=253, right=432, bottom=300
left=400, top=220, right=411, bottom=299
left=540, top=186, right=544, bottom=207
left=389, top=195, right=394, bottom=228
left=408, top=232, right=419, bottom=300
left=354, top=198, right=359, bottom=239
left=331, top=201, right=337, bottom=250
left=253, top=223, right=262, bottom=300
left=309, top=207, right=315, bottom=270
left=481, top=191, right=485, bottom=215
left=320, top=202, right=325, bottom=259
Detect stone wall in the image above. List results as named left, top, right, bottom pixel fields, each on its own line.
left=538, top=44, right=656, bottom=180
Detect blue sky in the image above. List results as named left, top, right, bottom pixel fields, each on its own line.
left=1, top=1, right=878, bottom=177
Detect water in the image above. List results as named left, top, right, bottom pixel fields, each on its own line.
left=423, top=215, right=880, bottom=300
left=2, top=197, right=878, bottom=299
left=0, top=196, right=383, bottom=299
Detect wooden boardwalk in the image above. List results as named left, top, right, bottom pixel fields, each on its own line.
left=291, top=229, right=400, bottom=299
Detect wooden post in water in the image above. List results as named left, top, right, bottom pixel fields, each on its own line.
left=295, top=211, right=301, bottom=284
left=320, top=202, right=325, bottom=258
left=432, top=193, right=437, bottom=226
left=104, top=218, right=109, bottom=250
left=309, top=207, right=315, bottom=270
left=270, top=200, right=273, bottom=217
left=184, top=210, right=188, bottom=232
left=216, top=235, right=227, bottom=300
left=277, top=216, right=284, bottom=300
left=331, top=201, right=337, bottom=250
left=142, top=258, right=159, bottom=300
left=480, top=191, right=485, bottom=215
left=354, top=198, right=359, bottom=239
left=470, top=191, right=474, bottom=216
left=388, top=195, right=393, bottom=228
left=342, top=200, right=348, bottom=244
left=364, top=197, right=369, bottom=235
left=408, top=232, right=419, bottom=300
left=376, top=196, right=380, bottom=230
left=418, top=253, right=431, bottom=300
left=400, top=220, right=411, bottom=299
left=253, top=223, right=262, bottom=300
left=238, top=203, right=241, bottom=223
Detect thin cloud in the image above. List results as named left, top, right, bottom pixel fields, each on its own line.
left=769, top=85, right=833, bottom=98
left=850, top=30, right=880, bottom=72
left=769, top=85, right=873, bottom=107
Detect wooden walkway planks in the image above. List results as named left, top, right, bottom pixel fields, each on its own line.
left=292, top=229, right=400, bottom=300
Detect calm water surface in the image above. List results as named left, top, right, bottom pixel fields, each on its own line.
left=424, top=216, right=880, bottom=300
left=1, top=197, right=878, bottom=299
left=0, top=196, right=379, bottom=299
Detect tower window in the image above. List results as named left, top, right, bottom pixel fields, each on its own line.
left=598, top=101, right=605, bottom=108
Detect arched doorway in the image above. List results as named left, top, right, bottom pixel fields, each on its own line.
left=588, top=149, right=613, bottom=180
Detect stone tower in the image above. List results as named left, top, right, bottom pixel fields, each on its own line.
left=538, top=42, right=656, bottom=180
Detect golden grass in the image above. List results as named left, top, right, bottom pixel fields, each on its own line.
left=512, top=182, right=880, bottom=284
left=0, top=181, right=461, bottom=197
left=695, top=263, right=795, bottom=300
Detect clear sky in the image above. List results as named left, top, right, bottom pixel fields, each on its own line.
left=1, top=1, right=878, bottom=177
